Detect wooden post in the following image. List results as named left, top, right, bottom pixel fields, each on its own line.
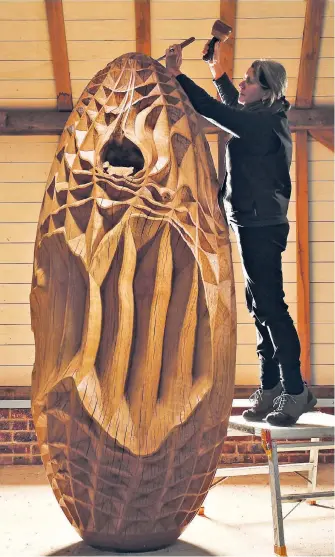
left=295, top=131, right=311, bottom=381
left=44, top=0, right=73, bottom=111
left=295, top=0, right=326, bottom=382
left=217, top=0, right=237, bottom=183
left=135, top=0, right=151, bottom=56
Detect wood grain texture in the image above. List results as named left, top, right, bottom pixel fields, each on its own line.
left=296, top=0, right=326, bottom=107
left=45, top=0, right=73, bottom=111
left=135, top=0, right=151, bottom=55
left=295, top=131, right=311, bottom=382
left=30, top=53, right=236, bottom=551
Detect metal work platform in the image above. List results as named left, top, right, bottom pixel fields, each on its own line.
left=201, top=411, right=335, bottom=557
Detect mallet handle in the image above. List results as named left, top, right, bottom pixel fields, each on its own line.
left=157, top=37, right=195, bottom=61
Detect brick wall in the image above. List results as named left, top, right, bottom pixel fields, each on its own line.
left=0, top=409, right=41, bottom=465
left=0, top=407, right=333, bottom=466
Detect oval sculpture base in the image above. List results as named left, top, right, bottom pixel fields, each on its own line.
left=31, top=52, right=236, bottom=551
left=86, top=530, right=180, bottom=552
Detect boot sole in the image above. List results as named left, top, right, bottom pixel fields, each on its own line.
left=266, top=395, right=318, bottom=427
left=242, top=412, right=269, bottom=422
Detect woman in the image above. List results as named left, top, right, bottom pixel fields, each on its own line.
left=165, top=41, right=317, bottom=426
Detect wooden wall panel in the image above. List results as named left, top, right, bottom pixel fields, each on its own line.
left=0, top=1, right=333, bottom=388
left=62, top=0, right=136, bottom=105
left=0, top=0, right=56, bottom=109
left=233, top=0, right=334, bottom=106
left=0, top=135, right=56, bottom=386
left=150, top=1, right=218, bottom=99
left=307, top=138, right=334, bottom=385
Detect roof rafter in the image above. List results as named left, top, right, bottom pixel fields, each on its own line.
left=45, top=0, right=73, bottom=111
left=296, top=0, right=326, bottom=108
left=135, top=0, right=151, bottom=56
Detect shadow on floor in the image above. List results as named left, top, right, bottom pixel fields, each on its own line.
left=47, top=540, right=215, bottom=556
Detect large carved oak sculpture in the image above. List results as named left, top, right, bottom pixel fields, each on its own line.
left=30, top=53, right=236, bottom=551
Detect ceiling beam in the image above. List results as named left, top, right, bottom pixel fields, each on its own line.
left=296, top=0, right=325, bottom=108
left=45, top=0, right=73, bottom=111
left=135, top=0, right=151, bottom=56
left=0, top=106, right=333, bottom=135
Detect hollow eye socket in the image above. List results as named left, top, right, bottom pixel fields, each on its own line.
left=101, top=137, right=145, bottom=176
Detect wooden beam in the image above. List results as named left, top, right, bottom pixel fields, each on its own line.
left=0, top=106, right=333, bottom=135
left=309, top=129, right=334, bottom=152
left=202, top=105, right=334, bottom=134
left=295, top=130, right=311, bottom=383
left=45, top=0, right=73, bottom=111
left=217, top=0, right=237, bottom=183
left=296, top=0, right=326, bottom=108
left=135, top=0, right=151, bottom=56
left=0, top=111, right=69, bottom=135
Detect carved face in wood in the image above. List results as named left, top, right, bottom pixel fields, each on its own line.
left=30, top=53, right=236, bottom=551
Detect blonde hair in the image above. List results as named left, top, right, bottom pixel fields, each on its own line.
left=251, top=59, right=290, bottom=110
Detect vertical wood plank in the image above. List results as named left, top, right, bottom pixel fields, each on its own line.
left=296, top=0, right=325, bottom=108
left=295, top=130, right=311, bottom=382
left=135, top=0, right=151, bottom=56
left=218, top=0, right=237, bottom=183
left=44, top=0, right=73, bottom=111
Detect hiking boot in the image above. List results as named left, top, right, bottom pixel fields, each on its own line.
left=242, top=382, right=283, bottom=421
left=266, top=384, right=317, bottom=426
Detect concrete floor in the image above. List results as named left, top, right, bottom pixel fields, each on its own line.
left=0, top=465, right=334, bottom=557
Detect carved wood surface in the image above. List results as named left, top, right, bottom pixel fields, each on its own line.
left=30, top=53, right=236, bottom=551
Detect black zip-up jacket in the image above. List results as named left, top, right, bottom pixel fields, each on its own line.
left=176, top=72, right=292, bottom=227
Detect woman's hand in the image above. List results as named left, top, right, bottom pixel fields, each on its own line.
left=204, top=40, right=226, bottom=81
left=202, top=40, right=211, bottom=58
left=165, top=44, right=182, bottom=77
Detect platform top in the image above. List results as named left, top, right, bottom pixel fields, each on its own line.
left=228, top=412, right=335, bottom=440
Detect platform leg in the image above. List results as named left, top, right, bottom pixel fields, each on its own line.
left=264, top=435, right=287, bottom=556
left=307, top=437, right=320, bottom=505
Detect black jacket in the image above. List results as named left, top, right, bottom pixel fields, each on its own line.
left=176, top=72, right=292, bottom=227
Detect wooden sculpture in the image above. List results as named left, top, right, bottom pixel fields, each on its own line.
left=30, top=53, right=236, bottom=552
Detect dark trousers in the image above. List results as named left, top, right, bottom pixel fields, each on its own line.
left=232, top=223, right=304, bottom=394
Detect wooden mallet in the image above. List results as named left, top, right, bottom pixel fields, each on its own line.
left=203, top=19, right=232, bottom=62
